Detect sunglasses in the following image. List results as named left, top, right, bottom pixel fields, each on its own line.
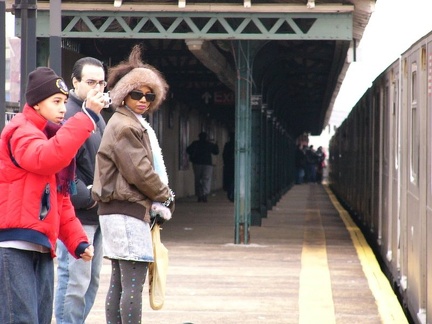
left=129, top=90, right=156, bottom=102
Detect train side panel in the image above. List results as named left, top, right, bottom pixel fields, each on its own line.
left=427, top=37, right=432, bottom=324
left=329, top=30, right=432, bottom=323
left=402, top=38, right=428, bottom=321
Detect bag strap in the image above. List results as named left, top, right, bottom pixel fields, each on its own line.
left=151, top=223, right=161, bottom=243
left=150, top=216, right=157, bottom=230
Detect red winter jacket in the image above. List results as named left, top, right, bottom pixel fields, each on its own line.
left=0, top=105, right=95, bottom=258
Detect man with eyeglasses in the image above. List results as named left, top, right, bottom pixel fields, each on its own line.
left=54, top=57, right=107, bottom=324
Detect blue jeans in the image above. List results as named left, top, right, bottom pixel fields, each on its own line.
left=0, top=247, right=54, bottom=324
left=55, top=225, right=103, bottom=324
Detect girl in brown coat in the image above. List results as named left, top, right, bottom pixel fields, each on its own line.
left=92, top=45, right=174, bottom=323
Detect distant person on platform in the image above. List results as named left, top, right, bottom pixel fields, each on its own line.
left=305, top=145, right=318, bottom=183
left=315, top=146, right=326, bottom=183
left=186, top=131, right=219, bottom=202
left=295, top=144, right=306, bottom=184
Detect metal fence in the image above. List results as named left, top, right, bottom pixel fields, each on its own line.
left=5, top=101, right=19, bottom=126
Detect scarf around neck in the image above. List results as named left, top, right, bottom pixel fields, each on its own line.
left=43, top=121, right=77, bottom=196
left=129, top=108, right=169, bottom=185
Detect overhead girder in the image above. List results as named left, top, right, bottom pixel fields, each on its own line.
left=18, top=10, right=353, bottom=41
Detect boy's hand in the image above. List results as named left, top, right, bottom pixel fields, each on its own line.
left=80, top=245, right=94, bottom=261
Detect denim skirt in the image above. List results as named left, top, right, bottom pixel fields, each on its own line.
left=99, top=214, right=154, bottom=262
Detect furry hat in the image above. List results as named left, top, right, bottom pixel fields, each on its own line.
left=110, top=67, right=168, bottom=112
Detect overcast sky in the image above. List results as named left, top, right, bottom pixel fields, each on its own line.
left=330, top=0, right=432, bottom=126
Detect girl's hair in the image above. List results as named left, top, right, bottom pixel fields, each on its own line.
left=108, top=44, right=155, bottom=89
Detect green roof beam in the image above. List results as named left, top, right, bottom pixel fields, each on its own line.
left=16, top=11, right=353, bottom=40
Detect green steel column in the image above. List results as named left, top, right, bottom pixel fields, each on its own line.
left=259, top=105, right=269, bottom=217
left=270, top=116, right=277, bottom=206
left=234, top=40, right=252, bottom=244
left=265, top=109, right=272, bottom=210
left=274, top=124, right=281, bottom=200
left=17, top=0, right=37, bottom=107
left=251, top=94, right=262, bottom=226
left=49, top=0, right=62, bottom=74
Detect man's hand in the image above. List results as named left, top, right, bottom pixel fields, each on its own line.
left=85, top=89, right=105, bottom=114
left=80, top=245, right=94, bottom=261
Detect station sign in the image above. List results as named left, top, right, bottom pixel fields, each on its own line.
left=202, top=90, right=234, bottom=106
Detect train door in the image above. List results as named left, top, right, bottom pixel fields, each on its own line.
left=399, top=56, right=409, bottom=308
left=354, top=107, right=363, bottom=214
left=380, top=77, right=390, bottom=252
left=360, top=96, right=370, bottom=220
left=418, top=45, right=428, bottom=322
left=389, top=66, right=401, bottom=281
left=404, top=45, right=427, bottom=320
left=363, top=93, right=374, bottom=226
left=371, top=82, right=384, bottom=244
left=371, top=88, right=381, bottom=233
left=357, top=99, right=366, bottom=217
left=426, top=39, right=432, bottom=322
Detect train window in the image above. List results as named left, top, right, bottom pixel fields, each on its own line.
left=421, top=46, right=426, bottom=70
left=393, top=80, right=399, bottom=170
left=383, top=86, right=389, bottom=166
left=410, top=64, right=419, bottom=184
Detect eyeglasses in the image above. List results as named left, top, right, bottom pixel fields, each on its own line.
left=83, top=79, right=107, bottom=87
left=129, top=90, right=156, bottom=102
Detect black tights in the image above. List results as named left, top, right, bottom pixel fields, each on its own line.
left=105, top=259, right=148, bottom=324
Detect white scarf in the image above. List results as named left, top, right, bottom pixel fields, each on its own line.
left=132, top=111, right=169, bottom=185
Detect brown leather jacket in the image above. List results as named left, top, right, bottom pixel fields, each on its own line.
left=92, top=106, right=174, bottom=222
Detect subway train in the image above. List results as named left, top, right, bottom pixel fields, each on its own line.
left=328, top=30, right=432, bottom=324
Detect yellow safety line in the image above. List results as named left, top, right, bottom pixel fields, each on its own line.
left=323, top=185, right=408, bottom=324
left=299, top=209, right=336, bottom=324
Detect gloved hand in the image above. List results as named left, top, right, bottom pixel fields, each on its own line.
left=150, top=202, right=172, bottom=228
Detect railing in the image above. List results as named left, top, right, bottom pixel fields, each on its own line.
left=5, top=111, right=18, bottom=125
left=4, top=102, right=20, bottom=127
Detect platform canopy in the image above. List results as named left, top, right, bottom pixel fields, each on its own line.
left=6, top=0, right=374, bottom=136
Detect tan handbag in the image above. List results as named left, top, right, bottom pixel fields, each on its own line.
left=148, top=223, right=169, bottom=310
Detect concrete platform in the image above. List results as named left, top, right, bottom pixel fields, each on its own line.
left=54, top=184, right=408, bottom=324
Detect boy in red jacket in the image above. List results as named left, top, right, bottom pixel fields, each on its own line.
left=0, top=67, right=104, bottom=324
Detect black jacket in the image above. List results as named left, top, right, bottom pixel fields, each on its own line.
left=186, top=139, right=219, bottom=165
left=65, top=90, right=106, bottom=225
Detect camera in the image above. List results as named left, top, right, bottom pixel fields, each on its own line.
left=102, top=92, right=112, bottom=108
